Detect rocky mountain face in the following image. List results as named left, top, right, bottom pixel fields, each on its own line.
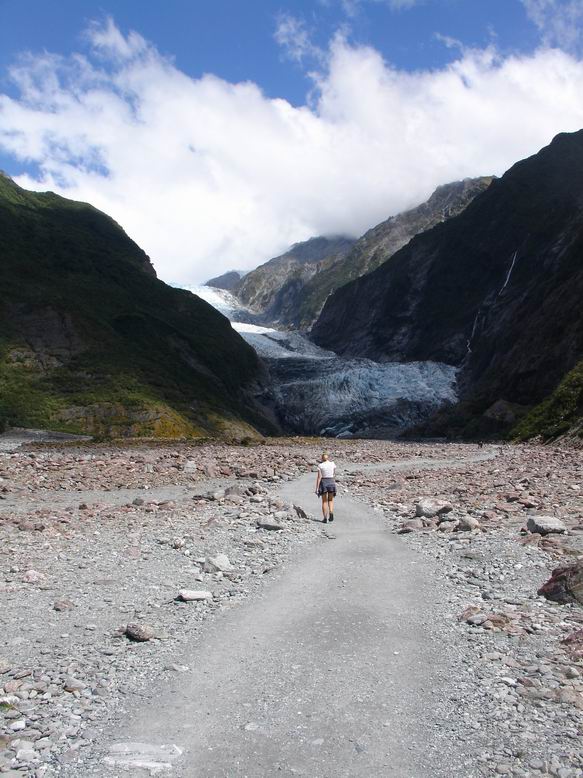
left=234, top=236, right=355, bottom=326
left=296, top=177, right=493, bottom=329
left=311, top=131, right=583, bottom=440
left=204, top=270, right=244, bottom=291
left=0, top=173, right=273, bottom=439
left=226, top=179, right=491, bottom=331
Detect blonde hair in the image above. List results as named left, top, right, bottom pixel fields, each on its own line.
left=321, top=452, right=329, bottom=461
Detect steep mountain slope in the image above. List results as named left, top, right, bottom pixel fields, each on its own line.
left=234, top=236, right=355, bottom=325
left=296, top=177, right=493, bottom=328
left=311, top=131, right=583, bottom=438
left=204, top=270, right=244, bottom=291
left=0, top=173, right=272, bottom=438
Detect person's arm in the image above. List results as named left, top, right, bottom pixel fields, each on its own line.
left=315, top=466, right=321, bottom=494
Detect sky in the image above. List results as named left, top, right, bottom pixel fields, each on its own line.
left=1, top=0, right=583, bottom=283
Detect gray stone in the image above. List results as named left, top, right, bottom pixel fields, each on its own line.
left=456, top=515, right=481, bottom=531
left=177, top=590, right=212, bottom=602
left=415, top=498, right=453, bottom=518
left=293, top=504, right=309, bottom=519
left=53, top=599, right=75, bottom=612
left=124, top=623, right=155, bottom=642
left=203, top=554, right=233, bottom=573
left=63, top=677, right=85, bottom=692
left=527, top=516, right=567, bottom=535
left=103, top=742, right=183, bottom=771
left=256, top=520, right=283, bottom=531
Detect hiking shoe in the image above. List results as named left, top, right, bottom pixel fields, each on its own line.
left=329, top=513, right=334, bottom=522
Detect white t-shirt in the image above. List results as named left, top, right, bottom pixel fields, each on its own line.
left=318, top=460, right=336, bottom=479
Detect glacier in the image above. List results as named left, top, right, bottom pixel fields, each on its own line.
left=188, top=284, right=458, bottom=437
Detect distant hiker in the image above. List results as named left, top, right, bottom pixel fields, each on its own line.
left=315, top=452, right=336, bottom=524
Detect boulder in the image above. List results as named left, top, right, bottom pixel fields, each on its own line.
left=225, top=483, right=246, bottom=497
left=399, top=519, right=424, bottom=533
left=177, top=590, right=212, bottom=602
left=125, top=623, right=155, bottom=642
left=437, top=520, right=458, bottom=532
left=538, top=562, right=583, bottom=605
left=526, top=516, right=567, bottom=535
left=203, top=554, right=233, bottom=573
left=415, top=498, right=453, bottom=518
left=256, top=519, right=283, bottom=531
left=456, top=516, right=481, bottom=532
left=293, top=504, right=309, bottom=519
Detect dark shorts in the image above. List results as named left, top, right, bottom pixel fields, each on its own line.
left=318, top=478, right=336, bottom=496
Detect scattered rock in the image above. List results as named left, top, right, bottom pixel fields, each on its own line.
left=526, top=516, right=567, bottom=535
left=256, top=519, right=283, bottom=531
left=203, top=554, right=233, bottom=573
left=63, top=676, right=85, bottom=692
left=124, top=623, right=156, bottom=642
left=53, top=599, right=75, bottom=612
left=399, top=519, right=424, bottom=533
left=177, top=590, right=212, bottom=602
left=415, top=498, right=453, bottom=518
left=456, top=515, right=481, bottom=532
left=538, top=562, right=583, bottom=605
left=22, top=569, right=44, bottom=584
left=103, top=742, right=183, bottom=771
left=293, top=504, right=309, bottom=519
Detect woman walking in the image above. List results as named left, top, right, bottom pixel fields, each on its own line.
left=315, top=452, right=336, bottom=523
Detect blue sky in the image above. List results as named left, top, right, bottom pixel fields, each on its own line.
left=1, top=0, right=582, bottom=281
left=0, top=0, right=542, bottom=117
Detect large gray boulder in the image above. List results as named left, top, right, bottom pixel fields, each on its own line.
left=526, top=516, right=567, bottom=535
left=415, top=498, right=453, bottom=518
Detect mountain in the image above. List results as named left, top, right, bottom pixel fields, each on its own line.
left=234, top=236, right=356, bottom=326
left=0, top=173, right=273, bottom=439
left=295, top=177, right=493, bottom=329
left=232, top=179, right=491, bottom=331
left=204, top=270, right=245, bottom=291
left=311, top=131, right=583, bottom=440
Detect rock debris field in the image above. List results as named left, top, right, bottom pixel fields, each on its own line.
left=0, top=432, right=582, bottom=777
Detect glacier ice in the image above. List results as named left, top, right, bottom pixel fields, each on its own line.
left=188, top=283, right=458, bottom=437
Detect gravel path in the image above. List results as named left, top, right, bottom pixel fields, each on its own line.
left=70, top=461, right=492, bottom=777
left=3, top=438, right=581, bottom=777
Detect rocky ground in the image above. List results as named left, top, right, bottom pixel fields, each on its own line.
left=347, top=443, right=583, bottom=777
left=0, top=435, right=581, bottom=776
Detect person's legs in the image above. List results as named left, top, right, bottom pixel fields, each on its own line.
left=328, top=493, right=335, bottom=521
left=321, top=494, right=329, bottom=522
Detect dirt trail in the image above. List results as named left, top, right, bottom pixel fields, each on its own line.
left=77, top=452, right=498, bottom=777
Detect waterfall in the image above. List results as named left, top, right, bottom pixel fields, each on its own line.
left=498, top=251, right=518, bottom=296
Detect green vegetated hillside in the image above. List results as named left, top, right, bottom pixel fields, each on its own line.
left=0, top=173, right=273, bottom=439
left=513, top=360, right=583, bottom=442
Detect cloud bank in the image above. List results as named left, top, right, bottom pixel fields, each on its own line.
left=2, top=18, right=583, bottom=283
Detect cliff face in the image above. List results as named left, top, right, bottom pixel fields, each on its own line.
left=232, top=179, right=491, bottom=330
left=0, top=174, right=273, bottom=439
left=297, top=177, right=493, bottom=328
left=234, top=236, right=355, bottom=326
left=311, top=132, right=583, bottom=438
left=204, top=270, right=244, bottom=291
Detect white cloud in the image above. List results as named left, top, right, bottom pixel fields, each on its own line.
left=523, top=0, right=583, bottom=52
left=2, top=20, right=583, bottom=284
left=274, top=14, right=324, bottom=64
